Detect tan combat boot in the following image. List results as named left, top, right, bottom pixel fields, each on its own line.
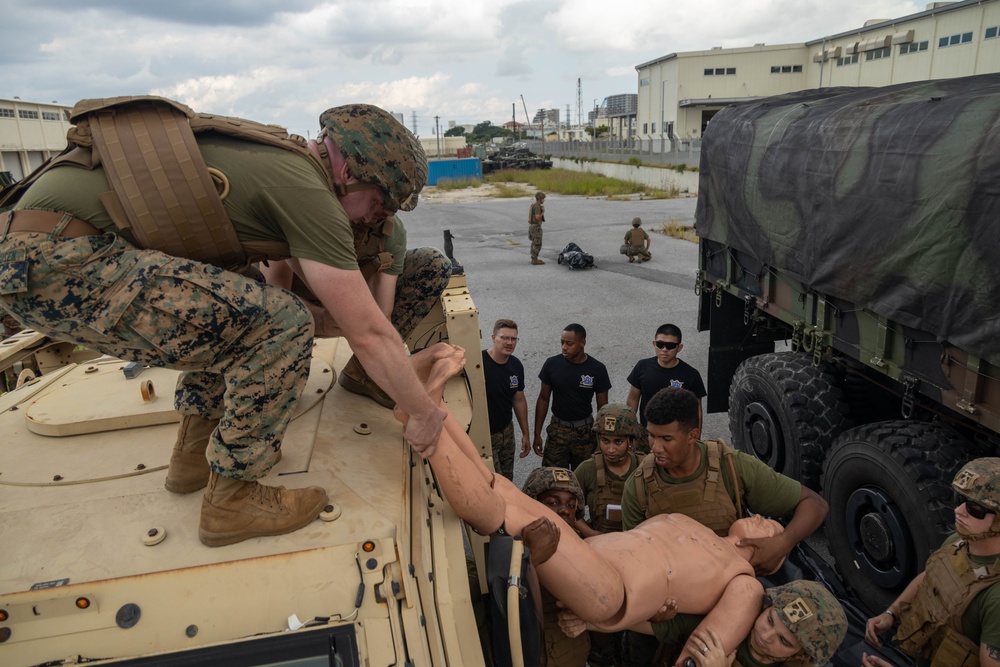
left=199, top=472, right=329, bottom=547
left=338, top=354, right=395, bottom=409
left=531, top=258, right=545, bottom=265
left=164, top=415, right=217, bottom=494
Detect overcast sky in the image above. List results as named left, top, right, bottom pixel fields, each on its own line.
left=3, top=0, right=927, bottom=138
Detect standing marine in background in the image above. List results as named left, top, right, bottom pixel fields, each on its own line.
left=529, top=191, right=546, bottom=265
left=622, top=217, right=651, bottom=263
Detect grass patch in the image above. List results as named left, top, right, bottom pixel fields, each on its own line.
left=493, top=183, right=531, bottom=198
left=655, top=219, right=699, bottom=243
left=484, top=168, right=676, bottom=199
left=434, top=177, right=482, bottom=191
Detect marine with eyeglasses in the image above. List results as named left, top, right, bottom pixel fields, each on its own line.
left=482, top=318, right=531, bottom=481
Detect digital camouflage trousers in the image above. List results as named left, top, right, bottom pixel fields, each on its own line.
left=542, top=419, right=597, bottom=470
left=392, top=247, right=452, bottom=342
left=528, top=223, right=542, bottom=260
left=0, top=225, right=313, bottom=481
left=490, top=421, right=516, bottom=481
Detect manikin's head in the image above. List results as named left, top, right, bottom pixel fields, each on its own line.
left=726, top=515, right=785, bottom=574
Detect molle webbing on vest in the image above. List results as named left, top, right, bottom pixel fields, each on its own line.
left=634, top=439, right=742, bottom=536
left=593, top=453, right=626, bottom=533
left=73, top=96, right=245, bottom=269
left=895, top=541, right=1000, bottom=661
left=354, top=216, right=395, bottom=280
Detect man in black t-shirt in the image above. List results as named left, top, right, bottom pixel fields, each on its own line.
left=626, top=323, right=706, bottom=430
left=533, top=323, right=612, bottom=470
left=482, top=318, right=530, bottom=481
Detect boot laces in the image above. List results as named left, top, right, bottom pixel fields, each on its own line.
left=248, top=482, right=283, bottom=510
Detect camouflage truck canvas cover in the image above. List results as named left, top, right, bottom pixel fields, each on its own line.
left=695, top=74, right=1000, bottom=367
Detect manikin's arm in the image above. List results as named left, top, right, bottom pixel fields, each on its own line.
left=674, top=575, right=762, bottom=667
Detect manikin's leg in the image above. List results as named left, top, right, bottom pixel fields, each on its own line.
left=404, top=347, right=762, bottom=650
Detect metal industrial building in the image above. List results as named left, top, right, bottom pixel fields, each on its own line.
left=0, top=98, right=72, bottom=181
left=636, top=0, right=1000, bottom=146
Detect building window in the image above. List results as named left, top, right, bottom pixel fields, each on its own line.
left=939, top=32, right=973, bottom=47
left=705, top=67, right=736, bottom=76
left=986, top=26, right=999, bottom=39
left=899, top=41, right=929, bottom=54
left=726, top=67, right=736, bottom=75
left=837, top=54, right=859, bottom=66
left=770, top=65, right=804, bottom=73
left=865, top=47, right=891, bottom=61
left=18, top=109, right=39, bottom=120
left=651, top=122, right=656, bottom=133
left=643, top=123, right=648, bottom=133
left=640, top=77, right=650, bottom=86
left=0, top=108, right=14, bottom=118
left=41, top=111, right=60, bottom=121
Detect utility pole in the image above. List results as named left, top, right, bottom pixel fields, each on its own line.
left=434, top=115, right=441, bottom=157
left=512, top=103, right=517, bottom=141
left=411, top=111, right=418, bottom=136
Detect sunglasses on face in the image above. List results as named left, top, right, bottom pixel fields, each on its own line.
left=959, top=495, right=995, bottom=520
left=654, top=340, right=679, bottom=350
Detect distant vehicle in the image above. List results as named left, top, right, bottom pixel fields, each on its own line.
left=481, top=147, right=552, bottom=174
left=695, top=74, right=1000, bottom=614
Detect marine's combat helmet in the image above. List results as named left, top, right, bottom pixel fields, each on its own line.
left=765, top=580, right=847, bottom=667
left=593, top=403, right=641, bottom=439
left=632, top=217, right=642, bottom=227
left=535, top=191, right=546, bottom=200
left=318, top=104, right=427, bottom=212
left=952, top=457, right=1000, bottom=539
left=522, top=467, right=585, bottom=520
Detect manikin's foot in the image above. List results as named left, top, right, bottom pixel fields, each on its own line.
left=394, top=344, right=468, bottom=426
left=199, top=472, right=328, bottom=547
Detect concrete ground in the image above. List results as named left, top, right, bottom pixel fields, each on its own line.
left=402, top=190, right=730, bottom=487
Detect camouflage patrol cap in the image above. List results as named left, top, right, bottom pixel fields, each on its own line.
left=593, top=403, right=641, bottom=438
left=319, top=104, right=427, bottom=212
left=766, top=581, right=847, bottom=667
left=952, top=457, right=1000, bottom=511
left=535, top=191, right=546, bottom=200
left=522, top=467, right=585, bottom=519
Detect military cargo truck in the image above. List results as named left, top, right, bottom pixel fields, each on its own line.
left=695, top=75, right=1000, bottom=613
left=0, top=275, right=531, bottom=666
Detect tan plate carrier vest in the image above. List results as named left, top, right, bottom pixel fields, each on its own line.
left=634, top=438, right=744, bottom=536
left=895, top=541, right=1000, bottom=667
left=592, top=452, right=629, bottom=533
left=1, top=95, right=335, bottom=271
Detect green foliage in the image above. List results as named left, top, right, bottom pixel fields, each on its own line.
left=467, top=121, right=513, bottom=144
left=673, top=163, right=686, bottom=174
left=434, top=177, right=482, bottom=191
left=654, top=219, right=698, bottom=242
left=444, top=126, right=466, bottom=137
left=493, top=184, right=530, bottom=198
left=627, top=156, right=642, bottom=167
left=484, top=168, right=676, bottom=199
left=584, top=126, right=609, bottom=138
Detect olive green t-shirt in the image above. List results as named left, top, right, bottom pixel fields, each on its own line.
left=17, top=134, right=358, bottom=271
left=382, top=217, right=407, bottom=277
left=620, top=440, right=802, bottom=531
left=574, top=452, right=640, bottom=528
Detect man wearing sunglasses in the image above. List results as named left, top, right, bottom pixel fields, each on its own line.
left=626, top=323, right=706, bottom=434
left=864, top=457, right=1000, bottom=667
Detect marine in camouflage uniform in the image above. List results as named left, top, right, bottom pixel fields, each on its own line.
left=521, top=467, right=590, bottom=667
left=622, top=217, right=651, bottom=263
left=0, top=102, right=442, bottom=547
left=865, top=458, right=1000, bottom=667
left=529, top=191, right=545, bottom=265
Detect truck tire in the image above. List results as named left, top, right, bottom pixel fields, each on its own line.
left=728, top=352, right=850, bottom=490
left=822, top=420, right=968, bottom=613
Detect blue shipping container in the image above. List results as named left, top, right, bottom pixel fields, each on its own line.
left=427, top=158, right=482, bottom=186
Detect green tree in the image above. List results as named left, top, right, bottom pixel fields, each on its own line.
left=444, top=126, right=466, bottom=137
left=585, top=126, right=609, bottom=138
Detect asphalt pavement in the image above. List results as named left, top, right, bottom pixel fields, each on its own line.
left=402, top=191, right=731, bottom=487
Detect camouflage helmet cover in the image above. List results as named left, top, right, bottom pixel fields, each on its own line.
left=952, top=457, right=1000, bottom=511
left=319, top=104, right=427, bottom=212
left=535, top=191, right=546, bottom=200
left=766, top=581, right=847, bottom=667
left=632, top=217, right=642, bottom=227
left=593, top=403, right=641, bottom=439
left=521, top=467, right=585, bottom=519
